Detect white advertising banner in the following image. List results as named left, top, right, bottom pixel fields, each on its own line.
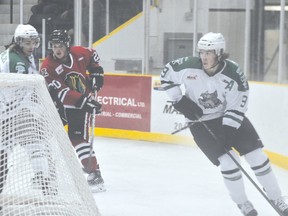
left=151, top=76, right=191, bottom=137
left=247, top=82, right=288, bottom=157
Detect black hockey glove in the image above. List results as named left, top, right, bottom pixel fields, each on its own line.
left=79, top=95, right=102, bottom=114
left=173, top=96, right=203, bottom=120
left=48, top=83, right=58, bottom=100
left=89, top=66, right=104, bottom=91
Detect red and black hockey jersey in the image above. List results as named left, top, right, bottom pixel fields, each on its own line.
left=41, top=46, right=101, bottom=109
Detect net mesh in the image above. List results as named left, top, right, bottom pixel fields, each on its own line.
left=0, top=74, right=100, bottom=216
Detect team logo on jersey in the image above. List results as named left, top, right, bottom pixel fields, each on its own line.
left=198, top=91, right=222, bottom=109
left=0, top=51, right=8, bottom=63
left=65, top=73, right=86, bottom=94
left=187, top=75, right=197, bottom=80
left=15, top=63, right=26, bottom=74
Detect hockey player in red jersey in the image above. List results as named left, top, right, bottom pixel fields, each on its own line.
left=160, top=32, right=288, bottom=216
left=40, top=29, right=105, bottom=192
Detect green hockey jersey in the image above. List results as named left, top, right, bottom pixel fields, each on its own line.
left=0, top=49, right=38, bottom=74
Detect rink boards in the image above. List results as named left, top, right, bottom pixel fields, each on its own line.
left=93, top=74, right=288, bottom=169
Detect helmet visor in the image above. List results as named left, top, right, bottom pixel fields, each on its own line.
left=19, top=36, right=40, bottom=49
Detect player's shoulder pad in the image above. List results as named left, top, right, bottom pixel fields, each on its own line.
left=40, top=55, right=51, bottom=68
left=9, top=51, right=23, bottom=62
left=222, top=59, right=249, bottom=91
left=70, top=46, right=98, bottom=62
left=70, top=46, right=86, bottom=54
left=70, top=46, right=95, bottom=55
left=167, top=56, right=202, bottom=72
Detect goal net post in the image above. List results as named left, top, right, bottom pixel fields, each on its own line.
left=0, top=74, right=100, bottom=216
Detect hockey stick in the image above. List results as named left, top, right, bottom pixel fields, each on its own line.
left=153, top=83, right=181, bottom=91
left=172, top=117, right=285, bottom=216
left=171, top=122, right=196, bottom=135
left=171, top=116, right=212, bottom=135
left=87, top=78, right=97, bottom=174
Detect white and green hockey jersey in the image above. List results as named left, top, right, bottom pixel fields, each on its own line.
left=0, top=49, right=38, bottom=74
left=160, top=56, right=249, bottom=129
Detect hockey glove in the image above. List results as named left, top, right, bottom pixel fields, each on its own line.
left=89, top=66, right=104, bottom=91
left=80, top=95, right=102, bottom=114
left=48, top=83, right=58, bottom=100
left=173, top=96, right=203, bottom=120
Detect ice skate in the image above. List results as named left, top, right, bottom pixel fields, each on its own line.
left=87, top=170, right=106, bottom=193
left=31, top=172, right=58, bottom=196
left=271, top=198, right=288, bottom=216
left=237, top=200, right=258, bottom=216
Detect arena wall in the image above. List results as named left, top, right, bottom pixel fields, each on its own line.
left=95, top=74, right=288, bottom=170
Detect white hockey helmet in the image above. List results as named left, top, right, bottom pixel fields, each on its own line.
left=14, top=24, right=40, bottom=48
left=197, top=32, right=225, bottom=56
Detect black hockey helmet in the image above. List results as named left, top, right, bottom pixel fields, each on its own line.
left=48, top=29, right=71, bottom=49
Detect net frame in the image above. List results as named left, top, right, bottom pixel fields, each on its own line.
left=0, top=74, right=100, bottom=216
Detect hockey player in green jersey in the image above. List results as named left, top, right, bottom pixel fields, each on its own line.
left=0, top=24, right=40, bottom=74
left=0, top=24, right=56, bottom=207
left=160, top=32, right=288, bottom=216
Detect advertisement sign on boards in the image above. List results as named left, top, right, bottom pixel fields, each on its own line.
left=96, top=75, right=151, bottom=131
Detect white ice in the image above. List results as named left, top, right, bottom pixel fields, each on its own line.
left=93, top=136, right=288, bottom=216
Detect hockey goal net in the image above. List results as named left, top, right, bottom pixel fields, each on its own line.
left=0, top=74, right=100, bottom=216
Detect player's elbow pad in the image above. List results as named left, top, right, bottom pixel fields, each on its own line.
left=173, top=96, right=203, bottom=120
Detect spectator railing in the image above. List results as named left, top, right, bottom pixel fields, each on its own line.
left=9, top=0, right=24, bottom=24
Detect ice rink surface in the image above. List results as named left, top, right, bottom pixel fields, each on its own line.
left=92, top=137, right=288, bottom=216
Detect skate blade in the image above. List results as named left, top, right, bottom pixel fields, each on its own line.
left=90, top=184, right=106, bottom=193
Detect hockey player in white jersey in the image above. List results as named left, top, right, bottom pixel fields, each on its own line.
left=160, top=32, right=288, bottom=216
left=0, top=24, right=39, bottom=74
left=0, top=24, right=56, bottom=199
